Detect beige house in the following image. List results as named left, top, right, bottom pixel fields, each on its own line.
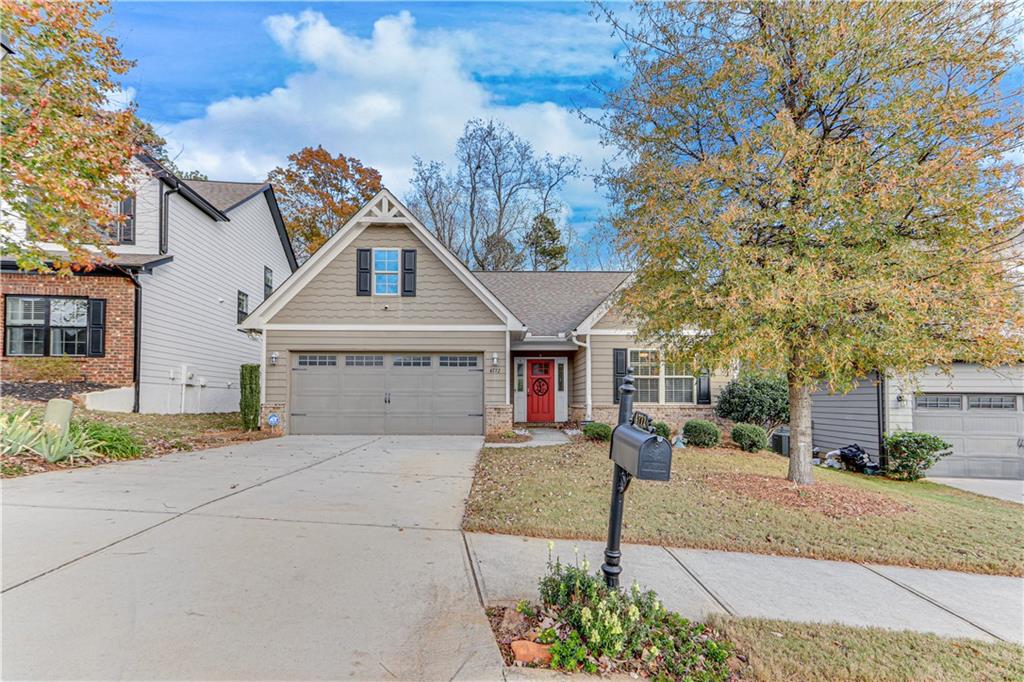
left=240, top=190, right=732, bottom=435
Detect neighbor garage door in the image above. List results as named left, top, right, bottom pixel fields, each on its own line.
left=289, top=352, right=484, bottom=435
left=913, top=393, right=1024, bottom=479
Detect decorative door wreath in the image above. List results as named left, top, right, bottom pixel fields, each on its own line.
left=531, top=377, right=550, bottom=396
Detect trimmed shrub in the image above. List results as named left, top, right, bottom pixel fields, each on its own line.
left=240, top=364, right=260, bottom=431
left=884, top=431, right=952, bottom=481
left=731, top=423, right=768, bottom=452
left=74, top=421, right=142, bottom=459
left=582, top=422, right=612, bottom=441
left=714, top=374, right=789, bottom=434
left=683, top=419, right=720, bottom=447
left=652, top=421, right=671, bottom=439
left=9, top=357, right=82, bottom=382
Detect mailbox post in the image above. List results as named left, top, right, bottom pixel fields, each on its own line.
left=601, top=368, right=673, bottom=588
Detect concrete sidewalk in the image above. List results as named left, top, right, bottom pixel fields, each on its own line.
left=465, top=533, right=1024, bottom=645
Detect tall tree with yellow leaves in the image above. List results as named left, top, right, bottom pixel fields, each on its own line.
left=600, top=2, right=1024, bottom=484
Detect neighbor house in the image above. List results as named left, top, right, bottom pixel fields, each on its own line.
left=1, top=154, right=297, bottom=413
left=811, top=366, right=1023, bottom=480
left=239, top=189, right=733, bottom=436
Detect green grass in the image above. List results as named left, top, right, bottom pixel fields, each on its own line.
left=463, top=441, right=1024, bottom=576
left=713, top=616, right=1024, bottom=681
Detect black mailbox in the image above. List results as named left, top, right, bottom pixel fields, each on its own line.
left=610, top=424, right=672, bottom=481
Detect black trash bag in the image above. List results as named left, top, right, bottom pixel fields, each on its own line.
left=837, top=444, right=880, bottom=473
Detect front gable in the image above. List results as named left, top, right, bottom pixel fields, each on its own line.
left=270, top=223, right=502, bottom=325
left=245, top=190, right=522, bottom=330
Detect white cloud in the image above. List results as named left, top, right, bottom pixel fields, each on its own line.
left=157, top=9, right=607, bottom=216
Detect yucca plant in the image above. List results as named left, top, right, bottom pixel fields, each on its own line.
left=0, top=411, right=43, bottom=457
left=35, top=424, right=99, bottom=464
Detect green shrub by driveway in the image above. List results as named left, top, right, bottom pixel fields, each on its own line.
left=73, top=421, right=142, bottom=459
left=582, top=422, right=612, bottom=441
left=884, top=431, right=952, bottom=481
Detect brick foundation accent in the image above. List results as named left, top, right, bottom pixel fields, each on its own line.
left=1, top=271, right=136, bottom=386
left=485, top=404, right=513, bottom=435
left=571, top=403, right=720, bottom=430
left=260, top=402, right=287, bottom=434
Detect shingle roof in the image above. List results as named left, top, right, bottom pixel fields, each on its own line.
left=184, top=180, right=267, bottom=212
left=475, top=271, right=631, bottom=336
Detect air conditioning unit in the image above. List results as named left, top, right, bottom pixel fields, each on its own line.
left=771, top=427, right=790, bottom=457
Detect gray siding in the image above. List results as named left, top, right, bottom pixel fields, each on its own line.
left=264, top=329, right=507, bottom=408
left=269, top=224, right=501, bottom=325
left=811, top=374, right=881, bottom=456
left=138, top=191, right=293, bottom=413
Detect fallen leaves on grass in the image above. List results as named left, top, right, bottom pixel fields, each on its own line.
left=706, top=473, right=913, bottom=518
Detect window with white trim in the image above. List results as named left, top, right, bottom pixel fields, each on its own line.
left=664, top=360, right=695, bottom=403
left=373, top=248, right=400, bottom=295
left=629, top=349, right=660, bottom=403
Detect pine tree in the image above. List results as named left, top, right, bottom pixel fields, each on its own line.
left=524, top=213, right=568, bottom=271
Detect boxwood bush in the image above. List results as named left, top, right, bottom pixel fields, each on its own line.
left=731, top=423, right=768, bottom=452
left=582, top=422, right=612, bottom=441
left=714, top=373, right=789, bottom=434
left=652, top=421, right=671, bottom=439
left=683, top=419, right=720, bottom=447
left=884, top=431, right=952, bottom=481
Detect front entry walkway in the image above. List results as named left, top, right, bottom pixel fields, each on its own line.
left=2, top=436, right=504, bottom=680
left=465, top=533, right=1024, bottom=645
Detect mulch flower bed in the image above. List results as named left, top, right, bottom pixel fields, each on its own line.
left=705, top=472, right=913, bottom=518
left=1, top=381, right=115, bottom=403
left=485, top=429, right=533, bottom=444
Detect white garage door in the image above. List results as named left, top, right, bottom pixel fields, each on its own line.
left=913, top=393, right=1024, bottom=479
left=289, top=353, right=484, bottom=435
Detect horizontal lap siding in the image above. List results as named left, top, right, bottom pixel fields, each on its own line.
left=269, top=225, right=501, bottom=325
left=265, top=330, right=506, bottom=406
left=811, top=375, right=881, bottom=455
left=912, top=363, right=1024, bottom=394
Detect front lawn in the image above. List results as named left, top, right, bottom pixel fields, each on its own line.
left=463, top=441, right=1024, bottom=576
left=714, top=616, right=1024, bottom=681
left=0, top=396, right=276, bottom=477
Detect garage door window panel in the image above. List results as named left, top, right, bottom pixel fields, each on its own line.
left=915, top=394, right=962, bottom=409
left=394, top=356, right=431, bottom=367
left=968, top=395, right=1018, bottom=410
left=440, top=355, right=478, bottom=367
left=298, top=354, right=337, bottom=367
left=346, top=355, right=384, bottom=367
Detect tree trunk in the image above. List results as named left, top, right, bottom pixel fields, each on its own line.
left=787, top=376, right=815, bottom=485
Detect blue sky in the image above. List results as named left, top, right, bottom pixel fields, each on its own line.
left=108, top=1, right=626, bottom=261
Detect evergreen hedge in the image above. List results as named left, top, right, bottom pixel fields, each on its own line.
left=240, top=364, right=260, bottom=431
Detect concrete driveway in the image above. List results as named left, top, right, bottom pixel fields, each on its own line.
left=2, top=436, right=504, bottom=681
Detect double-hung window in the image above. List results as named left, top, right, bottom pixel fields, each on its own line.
left=104, top=195, right=135, bottom=244
left=373, top=248, right=399, bottom=295
left=664, top=361, right=695, bottom=403
left=237, top=291, right=248, bottom=324
left=630, top=349, right=661, bottom=403
left=5, top=296, right=97, bottom=357
left=264, top=267, right=273, bottom=299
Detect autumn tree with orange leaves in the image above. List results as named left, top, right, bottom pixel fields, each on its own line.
left=1, top=0, right=140, bottom=272
left=267, top=146, right=382, bottom=261
left=600, top=2, right=1024, bottom=484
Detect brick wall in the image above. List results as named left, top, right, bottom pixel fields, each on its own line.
left=485, top=404, right=513, bottom=435
left=571, top=403, right=720, bottom=431
left=1, top=271, right=136, bottom=386
left=260, top=402, right=287, bottom=434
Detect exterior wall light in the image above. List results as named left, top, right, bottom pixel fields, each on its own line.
left=270, top=352, right=279, bottom=366
left=492, top=352, right=499, bottom=366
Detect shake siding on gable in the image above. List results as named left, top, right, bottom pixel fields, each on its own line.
left=138, top=191, right=293, bottom=413
left=269, top=225, right=501, bottom=325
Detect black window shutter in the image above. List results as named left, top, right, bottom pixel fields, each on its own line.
left=401, top=249, right=416, bottom=297
left=697, top=370, right=711, bottom=404
left=356, top=248, right=371, bottom=296
left=87, top=299, right=105, bottom=357
left=612, top=348, right=627, bottom=404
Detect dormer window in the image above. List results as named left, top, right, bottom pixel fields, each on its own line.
left=373, top=248, right=400, bottom=295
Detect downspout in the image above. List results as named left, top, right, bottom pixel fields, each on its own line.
left=124, top=269, right=142, bottom=413
left=876, top=371, right=888, bottom=470
left=570, top=331, right=592, bottom=422
left=159, top=183, right=179, bottom=254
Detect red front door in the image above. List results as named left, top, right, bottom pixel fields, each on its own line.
left=526, top=359, right=554, bottom=422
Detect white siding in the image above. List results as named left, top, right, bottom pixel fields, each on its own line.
left=138, top=190, right=292, bottom=413
left=112, top=171, right=161, bottom=255
left=911, top=363, right=1024, bottom=394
